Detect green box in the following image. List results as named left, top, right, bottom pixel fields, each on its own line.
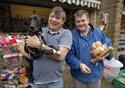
left=113, top=75, right=125, bottom=88
left=120, top=70, right=125, bottom=77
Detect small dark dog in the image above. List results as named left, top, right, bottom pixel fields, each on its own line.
left=24, top=14, right=46, bottom=59
left=25, top=14, right=46, bottom=34
left=24, top=14, right=60, bottom=59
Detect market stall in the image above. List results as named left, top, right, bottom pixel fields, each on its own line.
left=0, top=34, right=30, bottom=88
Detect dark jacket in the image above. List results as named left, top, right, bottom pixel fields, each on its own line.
left=65, top=25, right=112, bottom=83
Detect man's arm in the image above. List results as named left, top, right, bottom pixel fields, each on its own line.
left=16, top=41, right=29, bottom=58
left=25, top=30, right=72, bottom=61
left=65, top=45, right=81, bottom=70
left=47, top=30, right=72, bottom=61
left=65, top=43, right=91, bottom=73
left=47, top=47, right=69, bottom=61
left=104, top=38, right=113, bottom=60
left=100, top=30, right=113, bottom=60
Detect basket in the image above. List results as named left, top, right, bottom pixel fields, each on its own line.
left=113, top=75, right=125, bottom=88
left=120, top=70, right=125, bottom=77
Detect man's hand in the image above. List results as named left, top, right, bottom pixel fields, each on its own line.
left=91, top=53, right=109, bottom=64
left=25, top=35, right=41, bottom=49
left=80, top=63, right=91, bottom=74
left=96, top=53, right=109, bottom=60
left=15, top=40, right=28, bottom=57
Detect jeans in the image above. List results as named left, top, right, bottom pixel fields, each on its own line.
left=74, top=79, right=101, bottom=88
left=31, top=78, right=63, bottom=88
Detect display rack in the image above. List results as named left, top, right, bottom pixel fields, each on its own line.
left=0, top=34, right=30, bottom=88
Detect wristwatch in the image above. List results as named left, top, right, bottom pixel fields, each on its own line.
left=52, top=49, right=61, bottom=55
left=40, top=43, right=45, bottom=51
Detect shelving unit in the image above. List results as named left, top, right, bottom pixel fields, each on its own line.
left=0, top=35, right=30, bottom=88
left=118, top=30, right=125, bottom=56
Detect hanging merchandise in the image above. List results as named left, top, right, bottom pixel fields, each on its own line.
left=0, top=34, right=30, bottom=88
left=99, top=13, right=109, bottom=31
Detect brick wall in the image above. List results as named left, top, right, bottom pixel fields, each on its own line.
left=97, top=0, right=124, bottom=58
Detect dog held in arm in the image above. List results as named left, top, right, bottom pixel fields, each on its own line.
left=20, top=14, right=61, bottom=84
left=24, top=14, right=61, bottom=60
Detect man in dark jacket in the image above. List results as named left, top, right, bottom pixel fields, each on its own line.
left=66, top=10, right=112, bottom=88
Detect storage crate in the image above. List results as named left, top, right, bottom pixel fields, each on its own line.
left=113, top=75, right=125, bottom=88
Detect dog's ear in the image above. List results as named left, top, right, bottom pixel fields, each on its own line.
left=40, top=17, right=46, bottom=27
left=24, top=18, right=29, bottom=26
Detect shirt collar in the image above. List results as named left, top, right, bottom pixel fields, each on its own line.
left=47, top=27, right=62, bottom=35
left=79, top=28, right=92, bottom=37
